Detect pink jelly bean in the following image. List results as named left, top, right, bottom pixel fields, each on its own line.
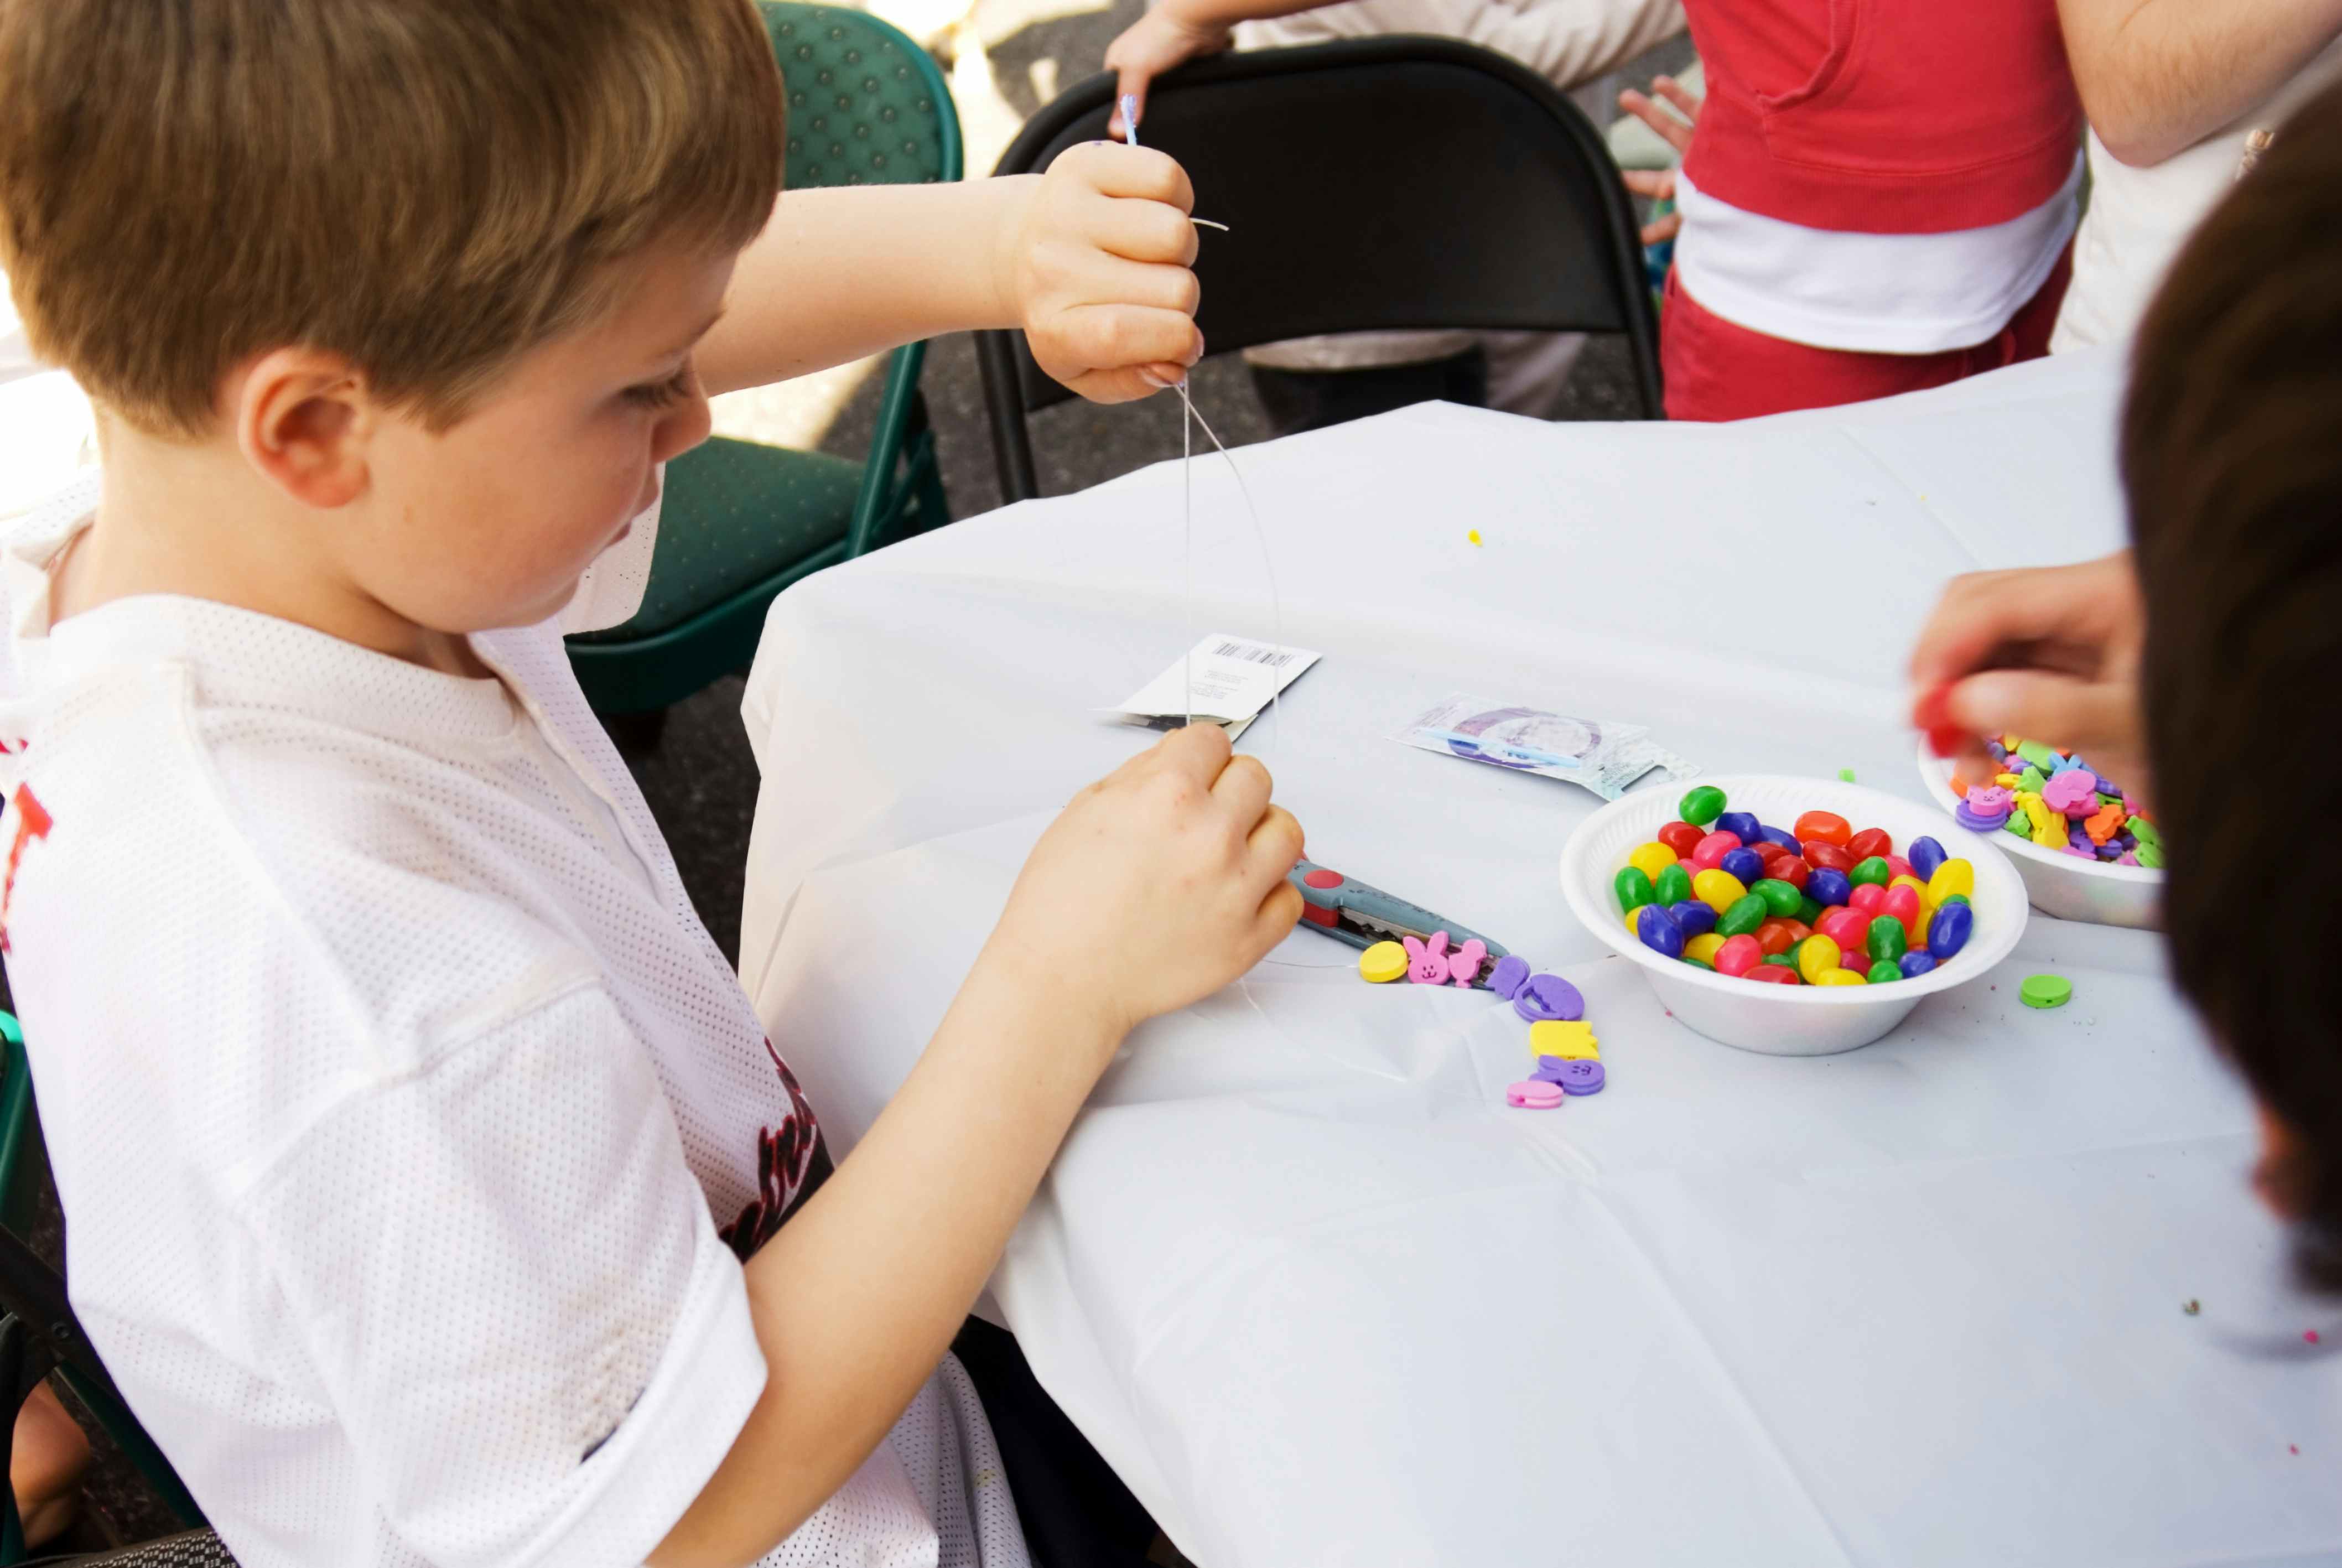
left=1884, top=854, right=1914, bottom=882
left=1848, top=882, right=1886, bottom=916
left=1690, top=830, right=1743, bottom=870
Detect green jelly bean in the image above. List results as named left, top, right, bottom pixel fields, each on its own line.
left=2016, top=740, right=2059, bottom=771
left=1867, top=916, right=1907, bottom=963
left=1752, top=878, right=1802, bottom=917
left=1679, top=784, right=1727, bottom=827
left=2130, top=817, right=2162, bottom=850
left=1654, top=863, right=1694, bottom=905
left=1849, top=856, right=1892, bottom=887
left=1942, top=892, right=1971, bottom=906
left=1763, top=953, right=1796, bottom=967
left=2136, top=842, right=2164, bottom=869
left=1797, top=895, right=1825, bottom=926
left=2017, top=765, right=2048, bottom=792
left=1718, top=894, right=1769, bottom=938
left=1614, top=866, right=1655, bottom=913
left=1682, top=957, right=1715, bottom=972
left=1866, top=960, right=1902, bottom=985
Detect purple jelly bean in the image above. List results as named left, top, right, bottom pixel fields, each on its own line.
left=1757, top=826, right=1802, bottom=855
left=1667, top=900, right=1717, bottom=938
left=1715, top=811, right=1762, bottom=843
left=1559, top=1059, right=1604, bottom=1096
left=1720, top=847, right=1766, bottom=885
left=1487, top=953, right=1531, bottom=1000
left=1808, top=868, right=1852, bottom=908
left=1928, top=901, right=1974, bottom=959
left=1898, top=951, right=1938, bottom=979
left=1908, top=835, right=1947, bottom=881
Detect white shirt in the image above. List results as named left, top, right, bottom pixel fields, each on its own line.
left=0, top=473, right=1027, bottom=1568
left=1672, top=155, right=2083, bottom=355
left=2053, top=38, right=2342, bottom=353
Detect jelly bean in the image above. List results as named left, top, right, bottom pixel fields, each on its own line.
left=1654, top=863, right=1694, bottom=906
left=1794, top=811, right=1851, bottom=847
left=1627, top=842, right=1679, bottom=882
left=1797, top=895, right=1826, bottom=925
left=1690, top=830, right=1744, bottom=870
left=1745, top=964, right=1801, bottom=985
left=1899, top=951, right=1938, bottom=979
left=1847, top=882, right=1886, bottom=916
left=1757, top=826, right=1803, bottom=855
left=1748, top=839, right=1792, bottom=870
left=1715, top=810, right=1763, bottom=843
left=1684, top=932, right=1727, bottom=967
left=1908, top=836, right=1948, bottom=881
left=1882, top=884, right=1924, bottom=946
left=1668, top=900, right=1718, bottom=938
left=1762, top=952, right=1796, bottom=968
left=1887, top=874, right=1928, bottom=902
left=1751, top=878, right=1803, bottom=917
left=1655, top=820, right=1705, bottom=858
left=1815, top=906, right=1869, bottom=951
left=1814, top=967, right=1867, bottom=987
left=1808, top=869, right=1852, bottom=908
left=1715, top=933, right=1763, bottom=977
left=1795, top=935, right=1842, bottom=984
left=1928, top=901, right=1974, bottom=959
left=1845, top=827, right=1892, bottom=861
left=1866, top=960, right=1903, bottom=985
left=1679, top=785, right=1727, bottom=827
left=1841, top=942, right=1871, bottom=970
left=1720, top=847, right=1766, bottom=885
left=1781, top=918, right=1813, bottom=944
left=1803, top=841, right=1855, bottom=873
left=1939, top=893, right=1970, bottom=909
left=1867, top=916, right=1907, bottom=963
left=1691, top=868, right=1749, bottom=915
left=1883, top=855, right=1914, bottom=884
left=1717, top=894, right=1769, bottom=938
left=1850, top=856, right=1892, bottom=887
left=1637, top=903, right=1684, bottom=958
left=1772, top=855, right=1812, bottom=892
left=1925, top=858, right=1975, bottom=910
left=1754, top=917, right=1796, bottom=957
left=1614, top=866, right=1655, bottom=912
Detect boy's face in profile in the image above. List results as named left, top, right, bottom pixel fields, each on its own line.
left=339, top=244, right=734, bottom=635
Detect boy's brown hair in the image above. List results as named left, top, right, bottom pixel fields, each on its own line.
left=2123, top=77, right=2342, bottom=1285
left=0, top=0, right=784, bottom=437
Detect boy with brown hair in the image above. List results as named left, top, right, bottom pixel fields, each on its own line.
left=0, top=3, right=1304, bottom=1565
left=1913, top=77, right=2342, bottom=1287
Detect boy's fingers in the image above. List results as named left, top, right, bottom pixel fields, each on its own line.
left=1154, top=718, right=1233, bottom=784
left=1057, top=141, right=1194, bottom=212
left=1944, top=669, right=2137, bottom=765
left=1092, top=196, right=1202, bottom=268
left=1907, top=555, right=2138, bottom=688
left=1210, top=752, right=1273, bottom=824
left=1250, top=878, right=1306, bottom=952
left=1245, top=805, right=1306, bottom=885
left=1046, top=303, right=1204, bottom=379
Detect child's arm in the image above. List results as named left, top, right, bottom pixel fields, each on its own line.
left=2055, top=0, right=2342, bottom=168
left=694, top=143, right=1204, bottom=407
left=651, top=726, right=1304, bottom=1568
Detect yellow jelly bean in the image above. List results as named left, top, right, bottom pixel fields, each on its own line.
left=1530, top=1020, right=1599, bottom=1061
left=1627, top=842, right=1679, bottom=881
left=1359, top=941, right=1409, bottom=983
left=1814, top=968, right=1867, bottom=987
left=1925, top=858, right=1975, bottom=911
left=1795, top=934, right=1842, bottom=985
left=1684, top=933, right=1726, bottom=966
left=1888, top=874, right=1928, bottom=902
left=1691, top=868, right=1748, bottom=915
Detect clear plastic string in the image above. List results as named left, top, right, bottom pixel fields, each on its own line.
left=1172, top=377, right=1284, bottom=759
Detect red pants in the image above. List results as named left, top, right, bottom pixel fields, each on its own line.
left=1660, top=246, right=2073, bottom=422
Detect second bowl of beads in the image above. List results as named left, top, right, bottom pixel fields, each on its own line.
left=1914, top=738, right=2162, bottom=931
left=1559, top=775, right=2029, bottom=1056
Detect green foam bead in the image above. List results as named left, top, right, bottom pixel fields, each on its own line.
left=2130, top=817, right=2162, bottom=850
left=2136, top=842, right=2164, bottom=869
left=2002, top=814, right=2032, bottom=838
left=2015, top=740, right=2059, bottom=770
left=2017, top=766, right=2048, bottom=792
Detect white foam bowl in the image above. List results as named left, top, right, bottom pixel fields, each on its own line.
left=1559, top=774, right=2030, bottom=1057
left=1913, top=740, right=2162, bottom=931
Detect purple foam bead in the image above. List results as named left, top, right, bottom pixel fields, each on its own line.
left=2094, top=843, right=2122, bottom=860
left=1987, top=740, right=2008, bottom=761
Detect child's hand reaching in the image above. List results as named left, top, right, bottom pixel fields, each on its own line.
left=1104, top=6, right=1234, bottom=140
left=986, top=724, right=1305, bottom=1043
left=1617, top=75, right=1700, bottom=247
left=1001, top=142, right=1206, bottom=403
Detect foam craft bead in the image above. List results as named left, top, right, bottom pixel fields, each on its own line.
left=1531, top=1020, right=1600, bottom=1060
left=1507, top=1080, right=1565, bottom=1109
left=2021, top=974, right=2073, bottom=1009
left=1359, top=941, right=1409, bottom=983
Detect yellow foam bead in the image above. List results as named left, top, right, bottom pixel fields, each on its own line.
left=1627, top=842, right=1679, bottom=881
left=1530, top=1020, right=1599, bottom=1061
left=1795, top=934, right=1842, bottom=985
left=1995, top=773, right=2023, bottom=788
left=1691, top=868, right=1748, bottom=915
left=1814, top=968, right=1867, bottom=987
left=1925, top=858, right=1975, bottom=911
left=1359, top=941, right=1409, bottom=983
left=1684, top=933, right=1726, bottom=966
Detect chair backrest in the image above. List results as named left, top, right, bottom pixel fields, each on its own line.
left=756, top=2, right=959, bottom=191
left=976, top=38, right=1662, bottom=501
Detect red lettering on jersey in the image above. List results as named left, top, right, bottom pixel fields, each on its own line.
left=1, top=785, right=51, bottom=953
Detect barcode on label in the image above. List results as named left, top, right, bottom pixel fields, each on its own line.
left=1212, top=641, right=1296, bottom=666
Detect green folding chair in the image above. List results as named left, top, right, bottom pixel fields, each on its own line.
left=565, top=2, right=963, bottom=719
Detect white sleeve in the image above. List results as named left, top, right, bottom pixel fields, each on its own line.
left=240, top=983, right=765, bottom=1568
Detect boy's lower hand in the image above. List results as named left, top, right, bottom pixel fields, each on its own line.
left=1000, top=143, right=1204, bottom=404
left=1907, top=551, right=2151, bottom=806
left=987, top=724, right=1304, bottom=1048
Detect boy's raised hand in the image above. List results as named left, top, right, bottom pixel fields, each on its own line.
left=987, top=725, right=1304, bottom=1044
left=1001, top=142, right=1205, bottom=403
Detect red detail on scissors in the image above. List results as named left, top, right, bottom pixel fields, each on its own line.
left=1301, top=868, right=1343, bottom=890
left=1300, top=902, right=1338, bottom=928
left=1, top=785, right=51, bottom=953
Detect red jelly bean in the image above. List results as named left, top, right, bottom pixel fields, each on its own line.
left=1780, top=919, right=1812, bottom=944
left=1772, top=856, right=1811, bottom=891
left=1816, top=907, right=1870, bottom=950
left=1841, top=943, right=1870, bottom=970
left=1803, top=842, right=1855, bottom=873
left=1847, top=882, right=1886, bottom=916
left=1846, top=827, right=1892, bottom=861
left=1714, top=934, right=1763, bottom=977
left=1749, top=838, right=1791, bottom=866
left=1882, top=884, right=1924, bottom=945
left=1656, top=821, right=1704, bottom=858
left=1744, top=964, right=1801, bottom=985
left=1795, top=811, right=1851, bottom=847
left=1883, top=854, right=1914, bottom=882
left=1690, top=830, right=1743, bottom=869
left=1754, top=918, right=1795, bottom=957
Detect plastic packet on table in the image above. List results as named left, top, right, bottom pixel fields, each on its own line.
left=1393, top=694, right=1700, bottom=801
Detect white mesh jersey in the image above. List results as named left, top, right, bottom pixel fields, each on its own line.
left=0, top=473, right=1027, bottom=1568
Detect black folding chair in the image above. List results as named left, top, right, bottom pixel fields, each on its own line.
left=976, top=37, right=1663, bottom=502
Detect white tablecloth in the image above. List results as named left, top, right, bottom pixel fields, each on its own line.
left=738, top=350, right=2342, bottom=1567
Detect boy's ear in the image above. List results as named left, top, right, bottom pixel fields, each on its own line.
left=232, top=347, right=374, bottom=509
